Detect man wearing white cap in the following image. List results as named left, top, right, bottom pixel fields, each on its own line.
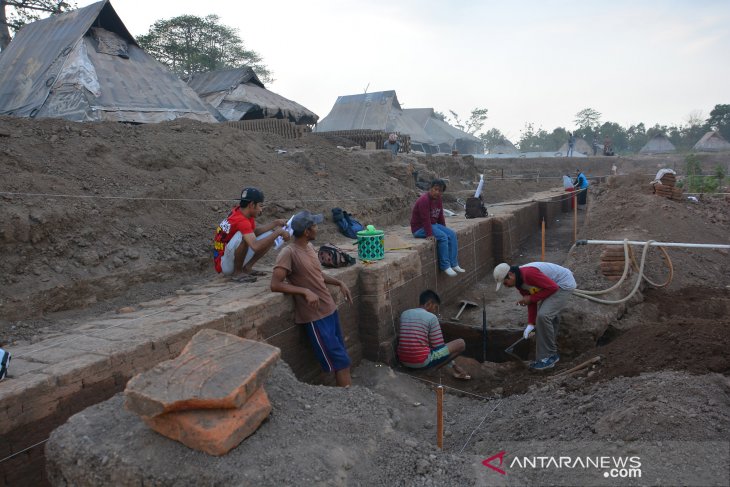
left=493, top=262, right=576, bottom=370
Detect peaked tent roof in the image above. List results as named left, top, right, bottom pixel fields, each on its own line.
left=639, top=134, right=676, bottom=154
left=0, top=0, right=218, bottom=123
left=558, top=137, right=593, bottom=156
left=488, top=139, right=518, bottom=154
left=187, top=67, right=318, bottom=124
left=692, top=131, right=730, bottom=152
left=315, top=91, right=432, bottom=144
left=402, top=108, right=483, bottom=153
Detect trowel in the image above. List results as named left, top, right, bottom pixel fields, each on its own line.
left=504, top=331, right=534, bottom=368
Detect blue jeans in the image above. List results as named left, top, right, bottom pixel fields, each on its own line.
left=414, top=224, right=459, bottom=271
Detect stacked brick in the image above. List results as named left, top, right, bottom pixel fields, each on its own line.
left=226, top=119, right=310, bottom=139
left=652, top=173, right=683, bottom=200
left=124, top=329, right=280, bottom=456
left=600, top=245, right=631, bottom=281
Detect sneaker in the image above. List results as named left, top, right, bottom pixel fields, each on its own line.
left=444, top=268, right=458, bottom=277
left=0, top=348, right=10, bottom=381
left=529, top=354, right=559, bottom=371
left=452, top=266, right=466, bottom=273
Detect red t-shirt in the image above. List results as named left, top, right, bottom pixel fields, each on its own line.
left=410, top=193, right=445, bottom=235
left=213, top=206, right=255, bottom=273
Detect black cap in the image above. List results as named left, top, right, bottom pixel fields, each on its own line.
left=290, top=211, right=324, bottom=233
left=240, top=187, right=264, bottom=206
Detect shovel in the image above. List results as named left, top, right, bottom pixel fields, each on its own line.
left=504, top=331, right=534, bottom=369
left=451, top=300, right=478, bottom=321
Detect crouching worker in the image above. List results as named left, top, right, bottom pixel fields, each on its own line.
left=397, top=290, right=471, bottom=380
left=213, top=187, right=289, bottom=281
left=494, top=262, right=576, bottom=370
left=270, top=211, right=354, bottom=387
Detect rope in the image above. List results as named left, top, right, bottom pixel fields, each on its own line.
left=572, top=239, right=674, bottom=304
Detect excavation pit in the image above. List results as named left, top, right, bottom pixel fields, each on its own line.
left=440, top=321, right=530, bottom=363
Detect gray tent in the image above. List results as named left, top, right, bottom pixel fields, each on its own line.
left=639, top=134, right=676, bottom=154
left=315, top=90, right=437, bottom=152
left=558, top=137, right=593, bottom=156
left=488, top=139, right=518, bottom=155
left=692, top=131, right=730, bottom=152
left=402, top=108, right=483, bottom=154
left=0, top=0, right=217, bottom=123
left=187, top=67, right=318, bottom=125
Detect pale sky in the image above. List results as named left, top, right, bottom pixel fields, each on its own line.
left=73, top=0, right=729, bottom=140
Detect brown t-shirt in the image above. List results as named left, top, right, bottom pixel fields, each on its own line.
left=274, top=243, right=337, bottom=324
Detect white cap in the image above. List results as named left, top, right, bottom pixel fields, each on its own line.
left=493, top=263, right=510, bottom=291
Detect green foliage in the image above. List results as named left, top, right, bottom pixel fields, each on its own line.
left=447, top=107, right=488, bottom=135
left=706, top=104, right=730, bottom=141
left=1, top=0, right=75, bottom=50
left=137, top=14, right=273, bottom=83
left=574, top=108, right=602, bottom=130
left=682, top=154, right=722, bottom=193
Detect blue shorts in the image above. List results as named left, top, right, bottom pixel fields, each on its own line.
left=402, top=344, right=451, bottom=369
left=304, top=311, right=351, bottom=372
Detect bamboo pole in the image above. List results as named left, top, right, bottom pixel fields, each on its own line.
left=541, top=217, right=546, bottom=261
left=436, top=386, right=444, bottom=449
left=573, top=191, right=577, bottom=243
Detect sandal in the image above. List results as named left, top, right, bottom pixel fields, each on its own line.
left=246, top=270, right=267, bottom=277
left=452, top=371, right=472, bottom=380
left=232, top=275, right=257, bottom=283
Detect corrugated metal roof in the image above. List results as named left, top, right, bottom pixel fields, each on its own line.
left=0, top=0, right=218, bottom=123
left=187, top=67, right=317, bottom=124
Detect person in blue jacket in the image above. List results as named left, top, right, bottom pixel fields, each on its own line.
left=574, top=170, right=589, bottom=209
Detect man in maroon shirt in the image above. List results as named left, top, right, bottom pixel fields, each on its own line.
left=410, top=179, right=465, bottom=277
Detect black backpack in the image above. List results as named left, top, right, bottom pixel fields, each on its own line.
left=465, top=196, right=488, bottom=218
left=332, top=208, right=364, bottom=239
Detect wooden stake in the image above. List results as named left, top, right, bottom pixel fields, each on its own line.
left=573, top=191, right=577, bottom=243
left=436, top=385, right=444, bottom=449
left=541, top=217, right=546, bottom=261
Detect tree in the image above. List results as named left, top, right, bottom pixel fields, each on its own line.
left=574, top=107, right=602, bottom=130
left=446, top=107, right=488, bottom=135
left=480, top=128, right=508, bottom=152
left=433, top=110, right=447, bottom=122
left=706, top=104, right=730, bottom=141
left=137, top=14, right=273, bottom=83
left=0, top=0, right=73, bottom=51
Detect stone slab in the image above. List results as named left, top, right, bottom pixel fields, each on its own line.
left=142, top=386, right=271, bottom=456
left=124, top=329, right=280, bottom=417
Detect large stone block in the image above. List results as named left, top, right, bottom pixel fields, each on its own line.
left=125, top=329, right=280, bottom=417
left=142, top=387, right=271, bottom=456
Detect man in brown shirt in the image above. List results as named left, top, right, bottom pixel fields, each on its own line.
left=271, top=211, right=353, bottom=387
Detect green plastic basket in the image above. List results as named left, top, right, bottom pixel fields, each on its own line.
left=357, top=228, right=385, bottom=260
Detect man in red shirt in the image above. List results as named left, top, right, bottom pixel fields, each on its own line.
left=410, top=179, right=465, bottom=277
left=213, top=187, right=289, bottom=279
left=494, top=262, right=576, bottom=370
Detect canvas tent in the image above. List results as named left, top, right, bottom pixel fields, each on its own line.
left=488, top=139, right=518, bottom=155
left=692, top=131, right=730, bottom=152
left=187, top=67, right=318, bottom=125
left=639, top=134, right=676, bottom=154
left=402, top=108, right=483, bottom=154
left=0, top=0, right=218, bottom=123
left=558, top=137, right=593, bottom=156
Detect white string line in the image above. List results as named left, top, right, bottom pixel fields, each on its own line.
left=0, top=191, right=400, bottom=203
left=458, top=399, right=502, bottom=454
left=0, top=439, right=49, bottom=464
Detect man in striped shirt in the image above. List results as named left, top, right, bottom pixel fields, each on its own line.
left=397, top=290, right=470, bottom=379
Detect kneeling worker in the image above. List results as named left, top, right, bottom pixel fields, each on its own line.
left=494, top=262, right=576, bottom=370
left=397, top=290, right=470, bottom=379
